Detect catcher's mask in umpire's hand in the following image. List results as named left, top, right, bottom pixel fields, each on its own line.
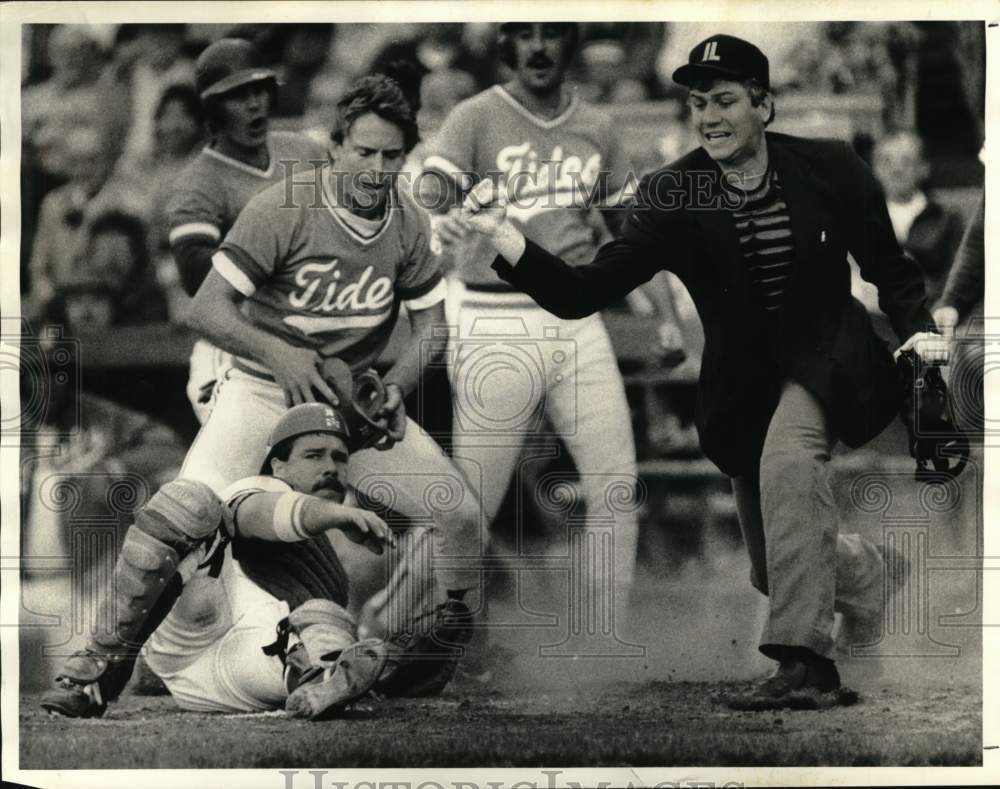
left=896, top=349, right=969, bottom=482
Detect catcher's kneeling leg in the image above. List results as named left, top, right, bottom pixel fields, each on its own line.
left=279, top=599, right=387, bottom=720
left=40, top=479, right=225, bottom=718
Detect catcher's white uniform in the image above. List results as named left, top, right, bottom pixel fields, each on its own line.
left=145, top=475, right=299, bottom=713
left=424, top=86, right=640, bottom=596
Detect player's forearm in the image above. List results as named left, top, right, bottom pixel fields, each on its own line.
left=185, top=272, right=288, bottom=366
left=234, top=492, right=350, bottom=542
left=383, top=301, right=447, bottom=394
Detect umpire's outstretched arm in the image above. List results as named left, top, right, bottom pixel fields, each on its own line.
left=491, top=235, right=662, bottom=320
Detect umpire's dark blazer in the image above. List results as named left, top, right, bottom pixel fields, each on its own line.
left=493, top=132, right=934, bottom=476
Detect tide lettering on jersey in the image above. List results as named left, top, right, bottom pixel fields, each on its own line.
left=288, top=259, right=394, bottom=314
left=496, top=143, right=603, bottom=221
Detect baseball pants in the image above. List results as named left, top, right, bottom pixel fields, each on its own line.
left=145, top=545, right=289, bottom=713
left=179, top=368, right=482, bottom=592
left=186, top=339, right=232, bottom=425
left=445, top=279, right=640, bottom=597
left=731, top=379, right=886, bottom=661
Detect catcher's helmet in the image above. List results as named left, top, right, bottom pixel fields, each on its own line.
left=195, top=37, right=277, bottom=101
left=261, top=403, right=351, bottom=474
left=497, top=22, right=579, bottom=69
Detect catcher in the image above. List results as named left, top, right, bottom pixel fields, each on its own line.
left=42, top=401, right=471, bottom=719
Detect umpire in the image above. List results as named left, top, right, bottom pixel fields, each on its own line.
left=453, top=34, right=949, bottom=709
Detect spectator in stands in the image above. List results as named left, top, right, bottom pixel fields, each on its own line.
left=22, top=25, right=124, bottom=182
left=273, top=24, right=334, bottom=116
left=59, top=211, right=169, bottom=328
left=114, top=84, right=206, bottom=310
left=574, top=22, right=668, bottom=102
left=873, top=131, right=964, bottom=304
left=25, top=127, right=120, bottom=316
left=116, top=24, right=196, bottom=162
left=417, top=68, right=478, bottom=137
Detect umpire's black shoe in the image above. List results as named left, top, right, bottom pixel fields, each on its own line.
left=374, top=599, right=474, bottom=698
left=725, top=655, right=858, bottom=711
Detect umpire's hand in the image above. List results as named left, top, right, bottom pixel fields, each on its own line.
left=458, top=179, right=527, bottom=264
left=896, top=331, right=950, bottom=366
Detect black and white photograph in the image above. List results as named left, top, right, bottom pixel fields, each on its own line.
left=1, top=2, right=995, bottom=787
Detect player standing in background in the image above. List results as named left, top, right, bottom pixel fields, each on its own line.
left=423, top=22, right=682, bottom=614
left=42, top=404, right=396, bottom=720
left=177, top=74, right=481, bottom=655
left=166, top=38, right=327, bottom=423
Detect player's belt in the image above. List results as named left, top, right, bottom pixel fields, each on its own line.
left=458, top=282, right=540, bottom=309
left=232, top=357, right=277, bottom=382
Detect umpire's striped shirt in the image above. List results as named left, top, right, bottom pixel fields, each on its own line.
left=732, top=169, right=795, bottom=312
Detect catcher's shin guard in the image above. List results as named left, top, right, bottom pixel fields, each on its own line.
left=279, top=599, right=387, bottom=720
left=41, top=479, right=224, bottom=718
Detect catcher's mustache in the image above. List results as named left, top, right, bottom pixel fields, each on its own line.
left=313, top=477, right=345, bottom=495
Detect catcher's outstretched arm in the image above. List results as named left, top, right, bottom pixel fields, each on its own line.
left=233, top=490, right=394, bottom=555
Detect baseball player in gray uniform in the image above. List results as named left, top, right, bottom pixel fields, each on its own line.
left=423, top=23, right=683, bottom=615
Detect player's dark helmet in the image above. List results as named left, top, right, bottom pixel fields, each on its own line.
left=497, top=22, right=579, bottom=68
left=195, top=38, right=278, bottom=102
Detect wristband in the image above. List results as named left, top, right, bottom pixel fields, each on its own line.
left=272, top=491, right=309, bottom=542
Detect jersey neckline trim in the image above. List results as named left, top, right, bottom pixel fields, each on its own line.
left=203, top=139, right=275, bottom=178
left=492, top=85, right=579, bottom=129
left=321, top=166, right=395, bottom=246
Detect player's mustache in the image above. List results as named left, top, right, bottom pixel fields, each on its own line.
left=527, top=54, right=554, bottom=69
left=313, top=476, right=345, bottom=496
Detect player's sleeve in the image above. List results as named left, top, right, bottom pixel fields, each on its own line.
left=213, top=188, right=294, bottom=297
left=396, top=200, right=446, bottom=310
left=220, top=475, right=295, bottom=539
left=421, top=97, right=479, bottom=190
left=166, top=183, right=225, bottom=295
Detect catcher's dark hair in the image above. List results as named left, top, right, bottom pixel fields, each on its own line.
left=498, top=22, right=579, bottom=69
left=266, top=436, right=296, bottom=468
left=690, top=76, right=775, bottom=126
left=330, top=74, right=419, bottom=153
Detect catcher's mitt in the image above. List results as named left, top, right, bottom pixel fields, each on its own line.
left=896, top=349, right=969, bottom=481
left=315, top=357, right=392, bottom=452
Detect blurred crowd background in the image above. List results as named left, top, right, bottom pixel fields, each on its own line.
left=17, top=21, right=985, bottom=589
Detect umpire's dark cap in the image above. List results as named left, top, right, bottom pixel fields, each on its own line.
left=196, top=38, right=278, bottom=101
left=672, top=34, right=769, bottom=90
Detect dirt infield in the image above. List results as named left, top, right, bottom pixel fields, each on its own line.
left=19, top=674, right=981, bottom=769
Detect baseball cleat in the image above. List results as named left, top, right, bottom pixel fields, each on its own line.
left=725, top=658, right=858, bottom=711
left=284, top=638, right=387, bottom=720
left=40, top=651, right=111, bottom=718
left=374, top=598, right=474, bottom=698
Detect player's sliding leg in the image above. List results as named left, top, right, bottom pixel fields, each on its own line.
left=179, top=369, right=286, bottom=493
left=549, top=317, right=641, bottom=607
left=348, top=420, right=482, bottom=695
left=282, top=599, right=387, bottom=719
left=40, top=480, right=225, bottom=718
